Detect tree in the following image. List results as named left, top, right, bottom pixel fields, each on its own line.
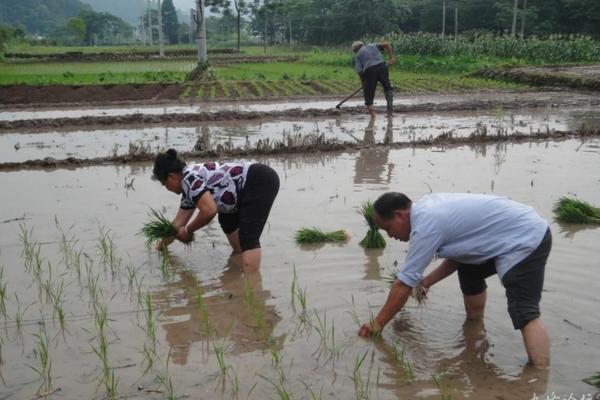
left=66, top=17, right=86, bottom=44
left=78, top=10, right=133, bottom=45
left=209, top=0, right=249, bottom=52
left=161, top=0, right=179, bottom=44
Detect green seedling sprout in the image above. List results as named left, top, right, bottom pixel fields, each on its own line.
left=294, top=228, right=348, bottom=244
left=553, top=196, right=600, bottom=224
left=139, top=208, right=195, bottom=247
left=359, top=201, right=386, bottom=249
left=27, top=323, right=53, bottom=395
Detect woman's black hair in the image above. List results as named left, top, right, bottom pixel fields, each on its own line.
left=373, top=192, right=412, bottom=219
left=152, top=149, right=186, bottom=183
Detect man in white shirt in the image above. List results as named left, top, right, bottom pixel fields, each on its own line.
left=358, top=192, right=552, bottom=369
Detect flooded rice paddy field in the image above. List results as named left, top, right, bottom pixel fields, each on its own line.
left=0, top=130, right=599, bottom=399
left=1, top=106, right=599, bottom=164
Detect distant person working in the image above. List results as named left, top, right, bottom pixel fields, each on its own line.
left=352, top=41, right=395, bottom=117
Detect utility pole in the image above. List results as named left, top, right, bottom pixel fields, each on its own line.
left=511, top=0, right=519, bottom=37
left=147, top=0, right=153, bottom=46
left=520, top=0, right=527, bottom=39
left=454, top=7, right=458, bottom=42
left=157, top=0, right=165, bottom=57
left=189, top=9, right=194, bottom=44
left=193, top=0, right=207, bottom=64
left=441, top=0, right=446, bottom=39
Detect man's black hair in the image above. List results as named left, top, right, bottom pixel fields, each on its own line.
left=152, top=148, right=186, bottom=183
left=373, top=192, right=412, bottom=219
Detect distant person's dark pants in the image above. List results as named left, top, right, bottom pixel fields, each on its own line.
left=361, top=63, right=393, bottom=106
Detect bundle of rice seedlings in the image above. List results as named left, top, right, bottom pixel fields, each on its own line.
left=583, top=372, right=600, bottom=388
left=139, top=208, right=194, bottom=247
left=553, top=197, right=600, bottom=224
left=383, top=268, right=428, bottom=307
left=358, top=201, right=386, bottom=249
left=295, top=228, right=348, bottom=244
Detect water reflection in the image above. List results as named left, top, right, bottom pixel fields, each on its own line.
left=375, top=319, right=549, bottom=398
left=151, top=253, right=282, bottom=366
left=354, top=116, right=395, bottom=186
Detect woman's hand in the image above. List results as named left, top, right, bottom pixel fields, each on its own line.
left=156, top=236, right=175, bottom=250
left=177, top=226, right=194, bottom=243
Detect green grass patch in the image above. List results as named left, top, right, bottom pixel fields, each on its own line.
left=553, top=197, right=600, bottom=224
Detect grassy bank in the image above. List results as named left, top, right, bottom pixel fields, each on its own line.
left=0, top=55, right=520, bottom=92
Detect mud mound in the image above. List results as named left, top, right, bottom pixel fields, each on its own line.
left=474, top=65, right=600, bottom=91
left=2, top=127, right=598, bottom=171
left=0, top=83, right=183, bottom=105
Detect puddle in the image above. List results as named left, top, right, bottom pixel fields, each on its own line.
left=0, top=139, right=599, bottom=399
left=2, top=106, right=600, bottom=164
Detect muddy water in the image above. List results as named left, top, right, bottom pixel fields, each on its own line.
left=1, top=89, right=598, bottom=122
left=2, top=106, right=599, bottom=164
left=0, top=140, right=599, bottom=399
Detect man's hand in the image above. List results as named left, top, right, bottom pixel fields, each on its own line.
left=358, top=320, right=381, bottom=337
left=388, top=57, right=396, bottom=66
left=177, top=226, right=194, bottom=243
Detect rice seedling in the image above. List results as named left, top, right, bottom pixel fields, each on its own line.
left=295, top=284, right=310, bottom=327
left=290, top=265, right=298, bottom=310
left=97, top=225, right=120, bottom=274
left=158, top=250, right=174, bottom=281
left=141, top=293, right=157, bottom=347
left=27, top=323, right=53, bottom=395
left=0, top=266, right=7, bottom=319
left=195, top=289, right=212, bottom=336
left=351, top=350, right=373, bottom=400
left=312, top=309, right=339, bottom=363
left=14, top=294, right=31, bottom=339
left=91, top=303, right=118, bottom=399
left=358, top=201, right=386, bottom=249
left=294, top=228, right=348, bottom=244
left=50, top=279, right=67, bottom=332
left=553, top=197, right=600, bottom=224
left=243, top=278, right=266, bottom=333
left=141, top=342, right=156, bottom=375
left=432, top=374, right=453, bottom=400
left=156, top=348, right=176, bottom=400
left=345, top=295, right=361, bottom=329
left=139, top=208, right=195, bottom=247
left=384, top=266, right=428, bottom=307
left=213, top=335, right=229, bottom=376
left=268, top=336, right=281, bottom=367
left=301, top=381, right=324, bottom=400
left=403, top=356, right=415, bottom=383
left=583, top=371, right=600, bottom=388
left=86, top=267, right=102, bottom=308
left=259, top=366, right=293, bottom=400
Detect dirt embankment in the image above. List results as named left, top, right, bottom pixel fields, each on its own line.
left=474, top=64, right=600, bottom=91
left=1, top=127, right=598, bottom=171
left=0, top=83, right=184, bottom=105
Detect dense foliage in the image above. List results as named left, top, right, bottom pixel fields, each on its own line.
left=0, top=0, right=91, bottom=35
left=246, top=0, right=600, bottom=46
left=81, top=0, right=146, bottom=26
